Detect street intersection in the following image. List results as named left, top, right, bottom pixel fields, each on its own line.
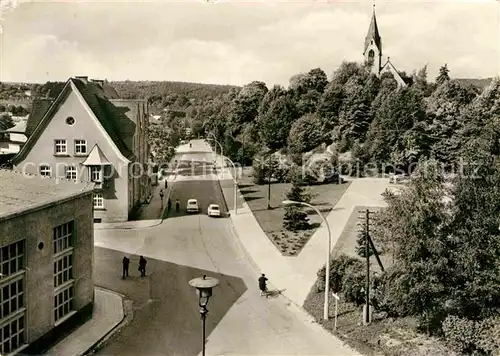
left=93, top=141, right=360, bottom=355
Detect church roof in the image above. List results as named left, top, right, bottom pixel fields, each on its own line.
left=364, top=6, right=382, bottom=55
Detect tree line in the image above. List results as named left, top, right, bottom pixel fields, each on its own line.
left=196, top=62, right=499, bottom=175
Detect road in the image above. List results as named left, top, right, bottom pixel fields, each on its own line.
left=93, top=139, right=359, bottom=356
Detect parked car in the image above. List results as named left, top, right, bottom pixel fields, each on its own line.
left=186, top=199, right=199, bottom=213
left=389, top=174, right=408, bottom=184
left=207, top=204, right=220, bottom=217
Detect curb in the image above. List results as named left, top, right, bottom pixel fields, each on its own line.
left=82, top=287, right=127, bottom=356
left=214, top=174, right=231, bottom=215
left=215, top=166, right=361, bottom=355
left=94, top=176, right=178, bottom=231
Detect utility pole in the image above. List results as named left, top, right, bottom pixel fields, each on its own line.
left=267, top=154, right=272, bottom=210
left=358, top=208, right=377, bottom=325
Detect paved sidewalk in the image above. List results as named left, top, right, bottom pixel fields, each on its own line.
left=95, top=175, right=176, bottom=230
left=47, top=287, right=124, bottom=356
left=215, top=153, right=389, bottom=307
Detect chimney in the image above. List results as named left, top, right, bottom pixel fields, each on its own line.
left=75, top=76, right=88, bottom=84
left=91, top=79, right=104, bottom=88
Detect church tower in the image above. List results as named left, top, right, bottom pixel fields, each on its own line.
left=363, top=5, right=382, bottom=76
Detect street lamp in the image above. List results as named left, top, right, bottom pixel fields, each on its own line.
left=189, top=274, right=220, bottom=356
left=224, top=156, right=239, bottom=216
left=208, top=133, right=224, bottom=169
left=282, top=200, right=332, bottom=320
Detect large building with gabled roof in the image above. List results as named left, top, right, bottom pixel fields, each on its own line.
left=11, top=76, right=151, bottom=223
left=363, top=5, right=407, bottom=87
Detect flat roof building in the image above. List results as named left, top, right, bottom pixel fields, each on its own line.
left=0, top=169, right=95, bottom=355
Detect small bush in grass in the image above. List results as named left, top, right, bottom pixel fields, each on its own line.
left=476, top=317, right=500, bottom=355
left=341, top=263, right=367, bottom=305
left=316, top=254, right=363, bottom=293
left=442, top=315, right=480, bottom=354
left=442, top=315, right=500, bottom=355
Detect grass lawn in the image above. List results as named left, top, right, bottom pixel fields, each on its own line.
left=238, top=172, right=351, bottom=256
left=303, top=206, right=456, bottom=356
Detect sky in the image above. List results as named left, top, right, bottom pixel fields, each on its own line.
left=0, top=0, right=499, bottom=87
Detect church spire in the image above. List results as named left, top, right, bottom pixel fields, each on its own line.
left=364, top=4, right=382, bottom=55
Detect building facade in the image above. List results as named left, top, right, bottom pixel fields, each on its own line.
left=363, top=5, right=407, bottom=87
left=0, top=169, right=94, bottom=355
left=12, top=77, right=151, bottom=223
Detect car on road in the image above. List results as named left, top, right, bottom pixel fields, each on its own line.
left=186, top=199, right=199, bottom=213
left=389, top=174, right=408, bottom=184
left=207, top=204, right=220, bottom=217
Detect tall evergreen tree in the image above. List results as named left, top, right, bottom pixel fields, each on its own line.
left=283, top=178, right=311, bottom=231
left=436, top=64, right=450, bottom=85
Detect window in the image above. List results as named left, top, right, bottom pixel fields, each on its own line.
left=40, top=165, right=52, bottom=177
left=90, top=166, right=102, bottom=182
left=53, top=221, right=74, bottom=254
left=1, top=240, right=24, bottom=277
left=66, top=117, right=75, bottom=125
left=53, top=254, right=73, bottom=288
left=65, top=165, right=77, bottom=180
left=54, top=139, right=67, bottom=154
left=0, top=313, right=25, bottom=355
left=54, top=285, right=74, bottom=322
left=53, top=222, right=75, bottom=322
left=0, top=278, right=24, bottom=319
left=74, top=139, right=87, bottom=155
left=93, top=193, right=104, bottom=209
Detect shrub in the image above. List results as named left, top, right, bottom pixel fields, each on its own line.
left=355, top=230, right=374, bottom=258
left=476, top=317, right=500, bottom=355
left=315, top=254, right=363, bottom=293
left=341, top=263, right=366, bottom=305
left=442, top=315, right=480, bottom=354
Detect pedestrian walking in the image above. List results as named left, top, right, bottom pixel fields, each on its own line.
left=159, top=189, right=164, bottom=206
left=164, top=179, right=168, bottom=189
left=258, top=273, right=268, bottom=297
left=138, top=256, right=147, bottom=277
left=167, top=198, right=172, bottom=212
left=122, top=256, right=130, bottom=279
left=175, top=198, right=180, bottom=213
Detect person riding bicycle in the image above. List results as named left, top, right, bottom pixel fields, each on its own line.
left=258, top=273, right=268, bottom=297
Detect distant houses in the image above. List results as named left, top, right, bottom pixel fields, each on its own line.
left=11, top=76, right=152, bottom=223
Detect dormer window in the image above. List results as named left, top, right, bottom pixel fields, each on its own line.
left=90, top=166, right=102, bottom=183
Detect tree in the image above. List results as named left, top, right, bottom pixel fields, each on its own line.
left=287, top=113, right=325, bottom=155
left=228, top=81, right=268, bottom=136
left=436, top=64, right=450, bottom=86
left=190, top=119, right=204, bottom=137
left=446, top=161, right=500, bottom=321
left=258, top=94, right=299, bottom=151
left=283, top=179, right=311, bottom=231
left=317, top=83, right=344, bottom=129
left=426, top=80, right=479, bottom=165
left=355, top=230, right=373, bottom=258
left=0, top=114, right=14, bottom=130
left=373, top=160, right=453, bottom=331
left=457, top=78, right=500, bottom=161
